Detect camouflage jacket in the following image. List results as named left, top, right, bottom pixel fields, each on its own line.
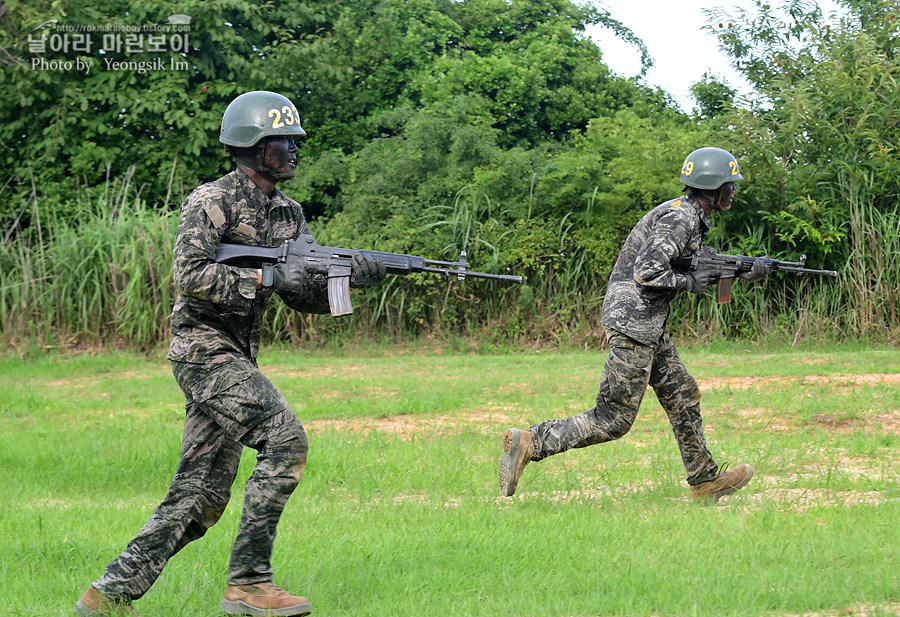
left=167, top=169, right=329, bottom=364
left=600, top=193, right=711, bottom=346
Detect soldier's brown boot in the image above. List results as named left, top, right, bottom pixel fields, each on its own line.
left=74, top=586, right=139, bottom=616
left=690, top=463, right=754, bottom=504
left=221, top=582, right=312, bottom=616
left=499, top=428, right=535, bottom=497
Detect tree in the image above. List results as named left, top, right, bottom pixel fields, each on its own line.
left=704, top=0, right=900, bottom=336
left=0, top=0, right=340, bottom=227
left=0, top=0, right=712, bottom=346
left=0, top=0, right=674, bottom=226
left=689, top=72, right=736, bottom=119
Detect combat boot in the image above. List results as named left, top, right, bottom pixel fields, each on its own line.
left=74, top=586, right=140, bottom=616
left=499, top=427, right=535, bottom=497
left=690, top=463, right=754, bottom=504
left=221, top=582, right=312, bottom=616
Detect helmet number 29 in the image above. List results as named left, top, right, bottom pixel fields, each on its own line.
left=729, top=160, right=740, bottom=176
left=268, top=106, right=298, bottom=129
left=681, top=161, right=694, bottom=176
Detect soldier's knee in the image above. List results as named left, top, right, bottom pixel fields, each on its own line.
left=283, top=423, right=309, bottom=460
left=279, top=423, right=309, bottom=488
left=260, top=411, right=308, bottom=456
left=202, top=504, right=227, bottom=529
left=690, top=385, right=702, bottom=405
left=607, top=417, right=635, bottom=440
left=206, top=486, right=233, bottom=513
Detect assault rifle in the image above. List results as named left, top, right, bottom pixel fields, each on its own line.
left=215, top=233, right=523, bottom=317
left=673, top=245, right=838, bottom=304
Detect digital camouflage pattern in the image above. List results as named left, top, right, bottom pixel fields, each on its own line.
left=528, top=193, right=720, bottom=486
left=94, top=358, right=309, bottom=600
left=166, top=169, right=329, bottom=365
left=529, top=330, right=719, bottom=485
left=92, top=169, right=327, bottom=602
left=601, top=193, right=710, bottom=347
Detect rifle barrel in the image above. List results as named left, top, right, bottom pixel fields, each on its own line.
left=421, top=266, right=523, bottom=283
left=776, top=266, right=838, bottom=277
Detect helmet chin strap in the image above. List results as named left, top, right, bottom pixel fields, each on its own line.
left=691, top=188, right=716, bottom=209
left=713, top=184, right=734, bottom=211
left=233, top=141, right=294, bottom=180
left=690, top=187, right=730, bottom=213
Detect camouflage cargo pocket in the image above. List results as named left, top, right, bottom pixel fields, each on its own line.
left=172, top=359, right=287, bottom=442
left=599, top=332, right=654, bottom=411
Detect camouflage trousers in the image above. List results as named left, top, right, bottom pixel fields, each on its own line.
left=530, top=329, right=719, bottom=485
left=93, top=357, right=308, bottom=602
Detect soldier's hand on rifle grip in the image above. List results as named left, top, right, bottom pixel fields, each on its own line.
left=263, top=260, right=307, bottom=291
left=350, top=253, right=387, bottom=288
left=684, top=269, right=716, bottom=295
left=740, top=256, right=773, bottom=282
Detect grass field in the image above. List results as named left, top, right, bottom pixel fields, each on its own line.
left=2, top=343, right=899, bottom=616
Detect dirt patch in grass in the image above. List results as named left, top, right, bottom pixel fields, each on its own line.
left=305, top=407, right=527, bottom=439
left=734, top=406, right=900, bottom=435
left=697, top=372, right=900, bottom=391
left=781, top=603, right=900, bottom=617
left=807, top=410, right=900, bottom=435
left=732, top=407, right=795, bottom=431
left=307, top=405, right=900, bottom=438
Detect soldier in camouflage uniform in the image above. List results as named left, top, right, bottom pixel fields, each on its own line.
left=76, top=91, right=386, bottom=617
left=499, top=147, right=770, bottom=504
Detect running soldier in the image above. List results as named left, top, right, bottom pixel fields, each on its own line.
left=499, top=147, right=769, bottom=503
left=76, top=91, right=386, bottom=616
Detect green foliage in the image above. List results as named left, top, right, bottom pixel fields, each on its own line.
left=0, top=0, right=341, bottom=227
left=412, top=0, right=654, bottom=146
left=3, top=0, right=900, bottom=348
left=312, top=105, right=707, bottom=344
left=688, top=71, right=737, bottom=119
left=0, top=176, right=177, bottom=350
left=699, top=0, right=900, bottom=340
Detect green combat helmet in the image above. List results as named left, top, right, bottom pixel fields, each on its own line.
left=219, top=90, right=305, bottom=148
left=680, top=147, right=743, bottom=189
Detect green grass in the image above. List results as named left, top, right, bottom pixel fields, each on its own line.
left=2, top=344, right=899, bottom=616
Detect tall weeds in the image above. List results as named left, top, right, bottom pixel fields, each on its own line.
left=0, top=172, right=177, bottom=352
left=1, top=172, right=898, bottom=352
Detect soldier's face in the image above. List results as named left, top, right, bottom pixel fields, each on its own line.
left=717, top=182, right=736, bottom=211
left=262, top=137, right=298, bottom=180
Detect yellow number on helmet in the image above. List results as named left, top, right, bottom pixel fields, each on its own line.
left=268, top=108, right=284, bottom=129
left=682, top=161, right=694, bottom=176
left=729, top=160, right=739, bottom=176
